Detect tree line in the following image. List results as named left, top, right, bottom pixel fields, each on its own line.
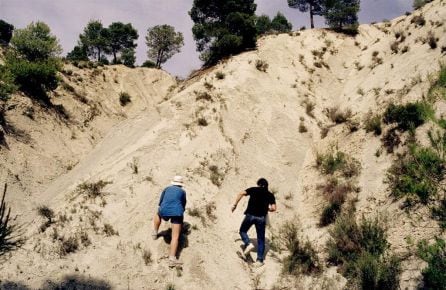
left=0, top=0, right=428, bottom=107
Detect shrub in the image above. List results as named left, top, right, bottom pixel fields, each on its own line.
left=417, top=238, right=446, bottom=290
left=427, top=31, right=437, bottom=49
left=432, top=198, right=446, bottom=230
left=142, top=249, right=152, bottom=265
left=364, top=112, right=382, bottom=135
left=390, top=41, right=399, bottom=54
left=119, top=92, right=131, bottom=106
left=103, top=223, right=118, bottom=236
left=299, top=122, right=308, bottom=133
left=320, top=202, right=341, bottom=226
left=5, top=53, right=61, bottom=104
left=278, top=221, right=321, bottom=275
left=383, top=102, right=433, bottom=132
left=141, top=60, right=156, bottom=68
left=0, top=66, right=17, bottom=101
left=60, top=236, right=79, bottom=255
left=413, top=0, right=433, bottom=10
left=215, top=71, right=225, bottom=79
left=0, top=20, right=14, bottom=45
left=197, top=117, right=208, bottom=126
left=327, top=106, right=353, bottom=124
left=195, top=91, right=212, bottom=101
left=386, top=144, right=444, bottom=205
left=209, top=165, right=223, bottom=187
left=0, top=184, right=24, bottom=256
left=255, top=59, right=268, bottom=72
left=327, top=213, right=390, bottom=279
left=355, top=252, right=401, bottom=290
left=411, top=15, right=426, bottom=26
left=303, top=100, right=315, bottom=118
left=75, top=180, right=111, bottom=200
left=316, top=150, right=361, bottom=178
left=37, top=205, right=55, bottom=223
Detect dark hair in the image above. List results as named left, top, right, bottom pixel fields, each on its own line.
left=257, top=178, right=268, bottom=189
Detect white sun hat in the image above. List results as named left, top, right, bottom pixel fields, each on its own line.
left=171, top=175, right=184, bottom=186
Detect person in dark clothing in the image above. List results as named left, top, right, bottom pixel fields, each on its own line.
left=153, top=175, right=186, bottom=267
left=231, top=178, right=276, bottom=267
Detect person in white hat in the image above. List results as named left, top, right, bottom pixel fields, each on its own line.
left=152, top=175, right=187, bottom=267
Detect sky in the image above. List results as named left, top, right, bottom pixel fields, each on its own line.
left=0, top=0, right=413, bottom=77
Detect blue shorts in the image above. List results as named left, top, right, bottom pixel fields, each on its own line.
left=158, top=213, right=183, bottom=224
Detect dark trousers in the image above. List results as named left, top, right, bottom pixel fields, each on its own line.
left=239, top=214, right=266, bottom=262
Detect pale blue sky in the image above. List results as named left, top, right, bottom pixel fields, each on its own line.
left=0, top=0, right=412, bottom=77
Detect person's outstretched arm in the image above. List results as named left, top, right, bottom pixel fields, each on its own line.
left=231, top=191, right=246, bottom=212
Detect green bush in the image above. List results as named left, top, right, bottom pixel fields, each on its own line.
left=5, top=52, right=61, bottom=104
left=418, top=238, right=446, bottom=290
left=364, top=113, right=382, bottom=135
left=383, top=102, right=433, bottom=131
left=327, top=212, right=400, bottom=289
left=278, top=221, right=321, bottom=275
left=316, top=150, right=361, bottom=178
left=327, top=213, right=388, bottom=270
left=141, top=60, right=156, bottom=68
left=0, top=65, right=17, bottom=101
left=386, top=144, right=444, bottom=205
left=432, top=198, right=446, bottom=230
left=413, top=0, right=433, bottom=9
left=355, top=252, right=401, bottom=290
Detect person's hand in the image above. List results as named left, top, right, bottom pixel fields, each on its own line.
left=231, top=204, right=237, bottom=212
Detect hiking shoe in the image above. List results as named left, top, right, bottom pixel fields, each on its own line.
left=239, top=243, right=255, bottom=260
left=252, top=261, right=264, bottom=268
left=151, top=231, right=158, bottom=240
left=243, top=243, right=255, bottom=255
left=168, top=258, right=183, bottom=268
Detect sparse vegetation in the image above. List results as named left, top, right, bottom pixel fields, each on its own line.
left=209, top=165, right=224, bottom=187
left=142, top=249, right=152, bottom=265
left=316, top=150, right=361, bottom=178
left=299, top=122, right=308, bottom=133
left=303, top=100, right=315, bottom=118
left=37, top=205, right=55, bottom=223
left=327, top=106, right=353, bottom=124
left=74, top=180, right=111, bottom=200
left=255, top=59, right=269, bottom=72
left=364, top=112, right=382, bottom=135
left=129, top=158, right=138, bottom=174
left=411, top=15, right=426, bottom=26
left=195, top=91, right=212, bottom=101
left=60, top=236, right=79, bottom=256
left=383, top=102, right=433, bottom=132
left=327, top=211, right=400, bottom=289
left=215, top=71, right=225, bottom=80
left=427, top=31, right=438, bottom=49
left=413, top=0, right=433, bottom=10
left=386, top=133, right=445, bottom=206
left=119, top=92, right=131, bottom=106
left=275, top=221, right=321, bottom=275
left=417, top=238, right=446, bottom=290
left=197, top=117, right=208, bottom=126
left=0, top=184, right=24, bottom=256
left=318, top=178, right=356, bottom=226
left=103, top=223, right=118, bottom=236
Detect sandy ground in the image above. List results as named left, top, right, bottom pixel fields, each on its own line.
left=1, top=1, right=446, bottom=289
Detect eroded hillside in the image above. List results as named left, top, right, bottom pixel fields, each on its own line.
left=1, top=1, right=446, bottom=289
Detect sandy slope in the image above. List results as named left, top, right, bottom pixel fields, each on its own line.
left=1, top=1, right=446, bottom=289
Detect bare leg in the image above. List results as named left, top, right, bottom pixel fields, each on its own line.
left=169, top=223, right=182, bottom=258
left=153, top=213, right=161, bottom=232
